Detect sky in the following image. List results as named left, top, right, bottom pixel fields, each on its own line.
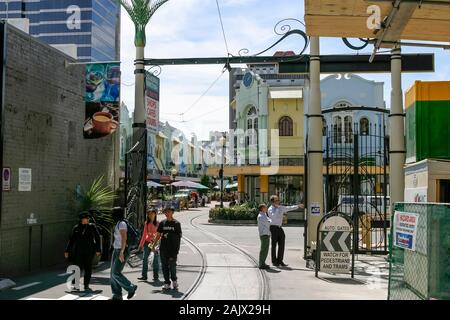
left=120, top=0, right=450, bottom=141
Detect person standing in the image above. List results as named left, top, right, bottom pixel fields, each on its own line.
left=268, top=195, right=302, bottom=267
left=257, top=204, right=271, bottom=270
left=65, top=211, right=101, bottom=291
left=152, top=206, right=182, bottom=290
left=110, top=207, right=138, bottom=300
left=138, top=208, right=160, bottom=281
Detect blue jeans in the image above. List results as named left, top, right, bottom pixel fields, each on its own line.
left=160, top=251, right=177, bottom=285
left=110, top=248, right=135, bottom=299
left=142, top=244, right=160, bottom=278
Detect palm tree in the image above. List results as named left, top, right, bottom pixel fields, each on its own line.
left=119, top=0, right=169, bottom=147
left=119, top=0, right=169, bottom=47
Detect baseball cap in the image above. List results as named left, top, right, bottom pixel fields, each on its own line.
left=79, top=211, right=90, bottom=219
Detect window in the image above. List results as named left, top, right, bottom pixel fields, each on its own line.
left=333, top=116, right=342, bottom=143
left=344, top=116, right=353, bottom=143
left=323, top=119, right=327, bottom=137
left=246, top=106, right=258, bottom=146
left=360, top=118, right=369, bottom=135
left=279, top=116, right=293, bottom=136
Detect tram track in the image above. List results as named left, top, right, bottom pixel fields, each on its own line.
left=181, top=213, right=270, bottom=300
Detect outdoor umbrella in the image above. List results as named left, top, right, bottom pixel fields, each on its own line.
left=147, top=180, right=163, bottom=188
left=225, top=182, right=238, bottom=190
left=171, top=180, right=209, bottom=190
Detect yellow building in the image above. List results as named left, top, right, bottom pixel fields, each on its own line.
left=209, top=66, right=306, bottom=208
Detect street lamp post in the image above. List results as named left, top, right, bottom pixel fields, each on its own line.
left=219, top=135, right=226, bottom=209
left=171, top=168, right=177, bottom=196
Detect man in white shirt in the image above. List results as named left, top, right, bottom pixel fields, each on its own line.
left=268, top=195, right=302, bottom=267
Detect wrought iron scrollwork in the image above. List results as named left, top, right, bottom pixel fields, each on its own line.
left=124, top=130, right=147, bottom=231
left=342, top=38, right=373, bottom=51
left=234, top=18, right=309, bottom=60
left=146, top=65, right=162, bottom=76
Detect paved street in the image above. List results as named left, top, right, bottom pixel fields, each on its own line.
left=0, top=203, right=388, bottom=300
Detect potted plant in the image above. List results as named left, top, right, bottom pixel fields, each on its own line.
left=76, top=176, right=116, bottom=266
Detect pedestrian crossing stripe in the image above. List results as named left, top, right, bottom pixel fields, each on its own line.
left=26, top=294, right=128, bottom=300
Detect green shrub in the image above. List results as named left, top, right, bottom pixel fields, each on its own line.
left=209, top=206, right=258, bottom=221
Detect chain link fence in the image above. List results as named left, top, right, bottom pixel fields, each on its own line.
left=388, top=203, right=450, bottom=300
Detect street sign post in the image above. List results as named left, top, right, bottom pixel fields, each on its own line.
left=316, top=212, right=355, bottom=278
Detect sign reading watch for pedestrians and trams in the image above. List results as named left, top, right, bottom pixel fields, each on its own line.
left=319, top=216, right=352, bottom=274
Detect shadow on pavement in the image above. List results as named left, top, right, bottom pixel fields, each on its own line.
left=264, top=269, right=281, bottom=274
left=319, top=277, right=366, bottom=285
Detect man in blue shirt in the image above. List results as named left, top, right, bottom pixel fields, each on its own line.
left=268, top=195, right=302, bottom=267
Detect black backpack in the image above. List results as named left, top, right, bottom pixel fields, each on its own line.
left=118, top=219, right=140, bottom=250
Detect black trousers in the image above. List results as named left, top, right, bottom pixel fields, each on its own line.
left=160, top=251, right=177, bottom=284
left=270, top=225, right=285, bottom=264
left=74, top=253, right=94, bottom=288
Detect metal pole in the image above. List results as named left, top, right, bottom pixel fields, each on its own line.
left=389, top=46, right=405, bottom=214
left=124, top=152, right=128, bottom=209
left=133, top=46, right=146, bottom=145
left=353, top=133, right=360, bottom=254
left=220, top=147, right=224, bottom=209
left=307, top=37, right=324, bottom=257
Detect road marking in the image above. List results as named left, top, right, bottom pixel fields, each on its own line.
left=12, top=282, right=41, bottom=291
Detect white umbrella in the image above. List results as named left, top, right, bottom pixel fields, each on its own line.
left=147, top=180, right=163, bottom=188
left=225, top=182, right=238, bottom=189
left=171, top=180, right=208, bottom=189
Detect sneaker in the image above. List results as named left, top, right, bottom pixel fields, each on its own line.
left=172, top=281, right=179, bottom=290
left=127, top=285, right=137, bottom=300
left=137, top=276, right=147, bottom=281
left=162, top=283, right=171, bottom=290
left=259, top=264, right=270, bottom=270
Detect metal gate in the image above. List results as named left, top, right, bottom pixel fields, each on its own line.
left=124, top=130, right=147, bottom=232
left=324, top=123, right=390, bottom=254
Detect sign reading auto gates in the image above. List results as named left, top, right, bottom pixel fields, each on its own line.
left=145, top=72, right=160, bottom=134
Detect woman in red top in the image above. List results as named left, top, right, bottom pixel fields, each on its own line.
left=138, top=208, right=160, bottom=281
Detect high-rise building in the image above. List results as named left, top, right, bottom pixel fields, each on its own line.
left=0, top=0, right=120, bottom=61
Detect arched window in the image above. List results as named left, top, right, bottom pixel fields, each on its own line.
left=279, top=116, right=293, bottom=136
left=344, top=116, right=353, bottom=143
left=360, top=118, right=369, bottom=135
left=246, top=106, right=258, bottom=146
left=333, top=116, right=342, bottom=143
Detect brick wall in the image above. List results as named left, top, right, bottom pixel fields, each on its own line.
left=0, top=26, right=117, bottom=276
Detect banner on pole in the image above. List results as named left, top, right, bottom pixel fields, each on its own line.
left=83, top=63, right=121, bottom=139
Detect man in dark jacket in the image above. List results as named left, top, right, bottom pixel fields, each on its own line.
left=152, top=206, right=182, bottom=290
left=65, top=211, right=101, bottom=291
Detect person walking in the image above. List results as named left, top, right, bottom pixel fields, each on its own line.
left=257, top=204, right=271, bottom=270
left=64, top=211, right=101, bottom=291
left=151, top=206, right=182, bottom=290
left=110, top=207, right=138, bottom=300
left=268, top=195, right=302, bottom=267
left=137, top=208, right=160, bottom=281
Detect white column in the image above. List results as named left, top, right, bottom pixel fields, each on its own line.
left=389, top=46, right=405, bottom=209
left=307, top=37, right=324, bottom=255
left=134, top=46, right=146, bottom=144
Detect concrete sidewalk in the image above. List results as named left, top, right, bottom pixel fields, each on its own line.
left=0, top=204, right=389, bottom=300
